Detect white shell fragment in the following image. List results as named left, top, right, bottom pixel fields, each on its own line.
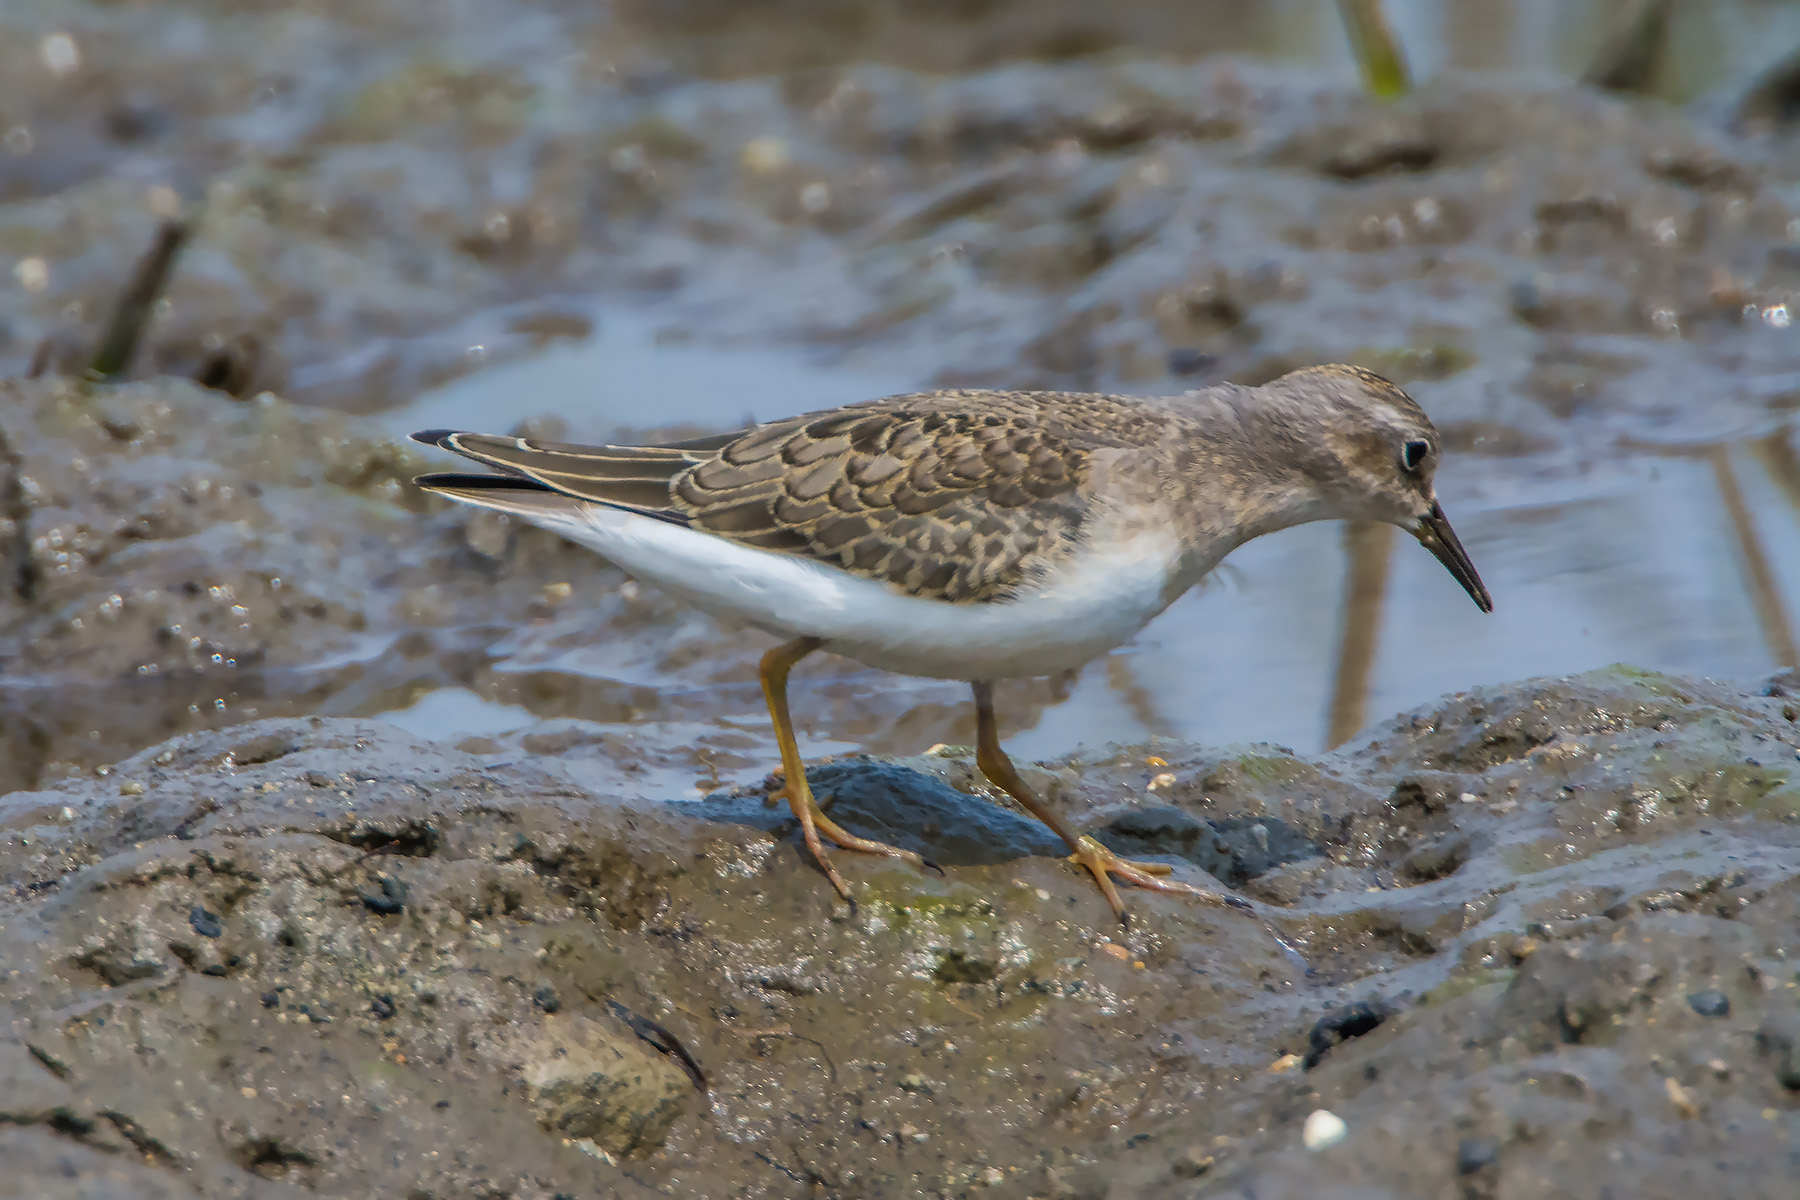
left=1302, top=1108, right=1348, bottom=1151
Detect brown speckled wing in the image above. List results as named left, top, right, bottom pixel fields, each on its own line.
left=417, top=392, right=1158, bottom=602
left=673, top=406, right=1092, bottom=602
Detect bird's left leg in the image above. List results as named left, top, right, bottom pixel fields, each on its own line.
left=759, top=638, right=932, bottom=900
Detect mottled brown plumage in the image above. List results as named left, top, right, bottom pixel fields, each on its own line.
left=422, top=390, right=1175, bottom=602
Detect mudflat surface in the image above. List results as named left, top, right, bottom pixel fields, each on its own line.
left=2, top=668, right=1799, bottom=1197
left=5, top=1, right=1800, bottom=1196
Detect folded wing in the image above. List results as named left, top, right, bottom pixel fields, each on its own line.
left=412, top=394, right=1112, bottom=603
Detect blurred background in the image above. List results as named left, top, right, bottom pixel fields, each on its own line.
left=4, top=0, right=1800, bottom=794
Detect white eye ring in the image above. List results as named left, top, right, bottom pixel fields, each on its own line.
left=1402, top=439, right=1429, bottom=472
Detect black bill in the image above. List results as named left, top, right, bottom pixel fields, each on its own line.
left=1414, top=502, right=1492, bottom=613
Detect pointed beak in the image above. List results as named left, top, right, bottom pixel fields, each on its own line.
left=1413, top=502, right=1492, bottom=613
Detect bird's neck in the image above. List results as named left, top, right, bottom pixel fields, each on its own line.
left=1183, top=385, right=1340, bottom=547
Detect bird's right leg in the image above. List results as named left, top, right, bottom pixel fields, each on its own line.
left=971, top=680, right=1221, bottom=923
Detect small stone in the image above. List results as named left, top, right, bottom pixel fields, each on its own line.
left=187, top=906, right=223, bottom=939
left=145, top=183, right=181, bottom=218
left=1268, top=1052, right=1303, bottom=1073
left=534, top=986, right=562, bottom=1014
left=118, top=780, right=146, bottom=796
left=1099, top=943, right=1130, bottom=961
left=260, top=991, right=279, bottom=1009
left=1148, top=772, right=1177, bottom=791
left=1167, top=348, right=1217, bottom=376
left=1301, top=1109, right=1346, bottom=1150
left=39, top=33, right=80, bottom=75
left=519, top=1014, right=691, bottom=1155
left=1688, top=989, right=1731, bottom=1017
left=1170, top=1147, right=1214, bottom=1178
left=13, top=257, right=48, bottom=291
left=1665, top=1076, right=1698, bottom=1119
left=980, top=1166, right=1004, bottom=1185
left=899, top=1073, right=931, bottom=1093
left=370, top=993, right=397, bottom=1020
left=358, top=875, right=407, bottom=915
left=1456, top=1137, right=1497, bottom=1174
left=739, top=136, right=790, bottom=174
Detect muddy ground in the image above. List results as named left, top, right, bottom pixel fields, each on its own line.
left=6, top=0, right=1800, bottom=1195
left=3, top=667, right=1799, bottom=1198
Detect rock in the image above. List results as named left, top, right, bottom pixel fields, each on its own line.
left=357, top=875, right=408, bottom=915
left=1456, top=1137, right=1498, bottom=1174
left=1099, top=807, right=1316, bottom=885
left=1302, top=1108, right=1347, bottom=1150
left=1170, top=1145, right=1214, bottom=1177
left=1687, top=989, right=1731, bottom=1018
left=187, top=905, right=223, bottom=938
left=514, top=1014, right=692, bottom=1156
left=1400, top=836, right=1470, bottom=882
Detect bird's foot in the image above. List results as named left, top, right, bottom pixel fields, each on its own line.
left=1067, top=835, right=1221, bottom=924
left=781, top=787, right=941, bottom=903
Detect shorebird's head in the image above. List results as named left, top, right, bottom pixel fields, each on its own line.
left=1268, top=364, right=1492, bottom=613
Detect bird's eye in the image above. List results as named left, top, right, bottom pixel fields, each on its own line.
left=1401, top=439, right=1429, bottom=473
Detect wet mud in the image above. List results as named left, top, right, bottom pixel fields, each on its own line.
left=1, top=668, right=1798, bottom=1198
left=6, top=0, right=1800, bottom=1195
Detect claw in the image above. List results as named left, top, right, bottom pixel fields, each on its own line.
left=1068, top=835, right=1218, bottom=923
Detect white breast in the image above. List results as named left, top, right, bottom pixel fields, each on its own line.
left=520, top=501, right=1190, bottom=681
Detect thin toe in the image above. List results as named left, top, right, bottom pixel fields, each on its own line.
left=810, top=805, right=931, bottom=871
left=1068, top=836, right=1230, bottom=915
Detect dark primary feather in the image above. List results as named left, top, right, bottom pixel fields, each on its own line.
left=411, top=391, right=1164, bottom=602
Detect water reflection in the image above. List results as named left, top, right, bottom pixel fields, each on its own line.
left=1325, top=520, right=1394, bottom=749
left=394, top=312, right=1800, bottom=765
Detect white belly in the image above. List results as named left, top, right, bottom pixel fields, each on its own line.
left=525, top=501, right=1189, bottom=681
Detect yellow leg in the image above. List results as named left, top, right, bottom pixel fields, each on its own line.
left=972, top=681, right=1222, bottom=924
left=759, top=638, right=932, bottom=902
